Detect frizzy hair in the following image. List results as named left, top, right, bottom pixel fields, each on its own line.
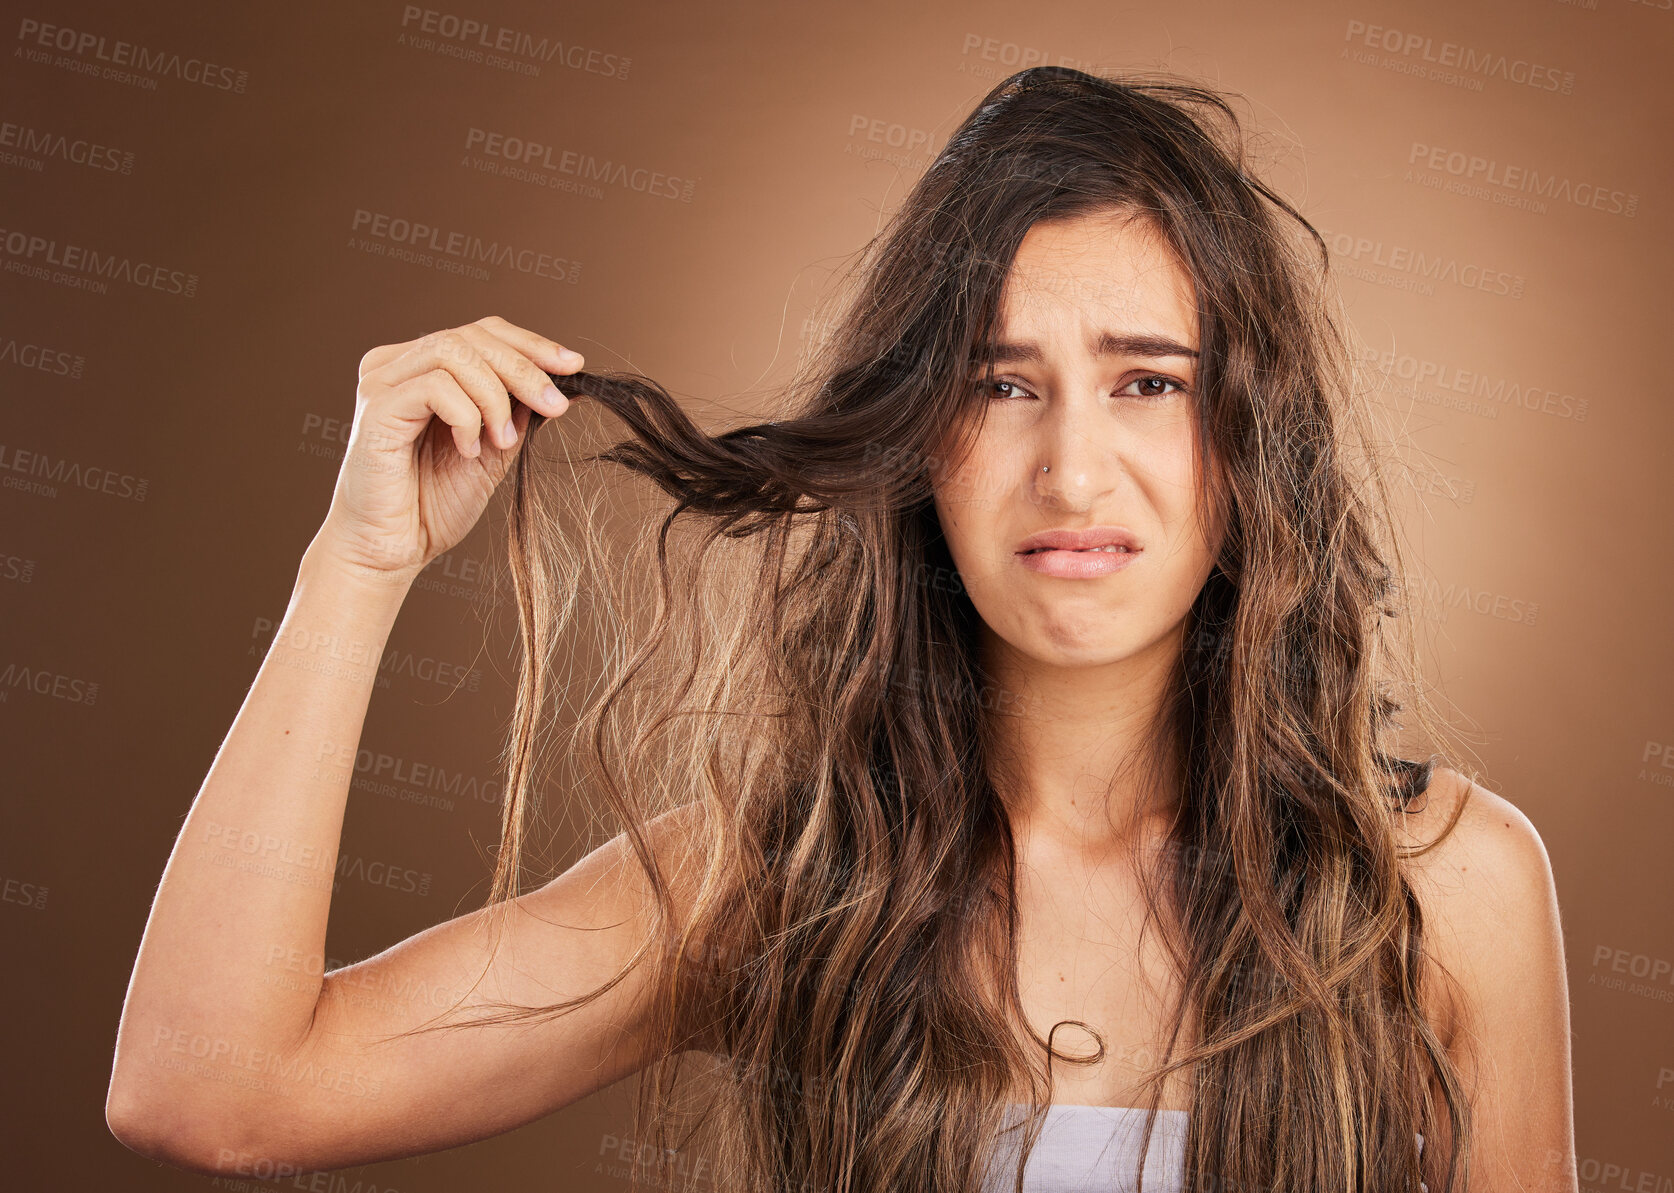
left=385, top=66, right=1481, bottom=1193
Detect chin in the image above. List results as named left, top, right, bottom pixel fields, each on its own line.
left=999, top=617, right=1144, bottom=667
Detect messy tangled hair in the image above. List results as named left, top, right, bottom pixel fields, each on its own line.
left=412, top=66, right=1482, bottom=1192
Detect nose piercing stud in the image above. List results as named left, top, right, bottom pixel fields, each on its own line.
left=1041, top=465, right=1050, bottom=473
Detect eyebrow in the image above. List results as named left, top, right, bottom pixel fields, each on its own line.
left=972, top=331, right=1199, bottom=367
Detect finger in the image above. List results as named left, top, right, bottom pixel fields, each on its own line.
left=373, top=329, right=521, bottom=451
left=385, top=368, right=488, bottom=459
left=358, top=341, right=411, bottom=381
left=454, top=322, right=571, bottom=422
left=472, top=314, right=586, bottom=379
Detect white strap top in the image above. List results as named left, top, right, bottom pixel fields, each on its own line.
left=983, top=1104, right=1427, bottom=1193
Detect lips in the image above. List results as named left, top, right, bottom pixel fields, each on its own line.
left=1015, top=526, right=1142, bottom=555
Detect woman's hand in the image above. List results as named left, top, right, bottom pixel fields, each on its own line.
left=314, top=315, right=583, bottom=577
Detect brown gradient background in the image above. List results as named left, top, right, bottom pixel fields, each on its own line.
left=3, top=0, right=1670, bottom=1188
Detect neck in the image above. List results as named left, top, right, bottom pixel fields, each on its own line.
left=979, top=620, right=1184, bottom=865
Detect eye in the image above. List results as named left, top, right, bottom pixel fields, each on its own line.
left=1123, top=374, right=1189, bottom=402
left=974, top=374, right=1190, bottom=402
left=974, top=377, right=1033, bottom=401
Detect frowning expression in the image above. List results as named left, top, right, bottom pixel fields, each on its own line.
left=930, top=207, right=1225, bottom=667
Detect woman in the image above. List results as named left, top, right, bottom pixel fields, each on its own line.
left=106, top=67, right=1575, bottom=1193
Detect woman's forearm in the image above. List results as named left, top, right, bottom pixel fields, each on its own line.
left=108, top=536, right=418, bottom=1126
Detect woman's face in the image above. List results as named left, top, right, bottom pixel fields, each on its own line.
left=930, top=208, right=1224, bottom=672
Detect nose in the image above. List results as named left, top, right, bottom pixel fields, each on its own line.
left=1030, top=396, right=1118, bottom=512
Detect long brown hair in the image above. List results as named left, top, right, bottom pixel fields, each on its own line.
left=412, top=66, right=1480, bottom=1193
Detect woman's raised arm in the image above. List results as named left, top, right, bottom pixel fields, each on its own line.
left=105, top=318, right=706, bottom=1175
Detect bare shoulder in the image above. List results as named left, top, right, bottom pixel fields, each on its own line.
left=1393, top=766, right=1566, bottom=1056
left=600, top=799, right=719, bottom=1049
left=1394, top=765, right=1555, bottom=901
left=515, top=799, right=714, bottom=1041
left=591, top=799, right=710, bottom=910
left=1389, top=775, right=1577, bottom=1176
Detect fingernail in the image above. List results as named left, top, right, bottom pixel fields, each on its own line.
left=501, top=418, right=517, bottom=445
left=541, top=383, right=563, bottom=408
left=562, top=347, right=584, bottom=364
